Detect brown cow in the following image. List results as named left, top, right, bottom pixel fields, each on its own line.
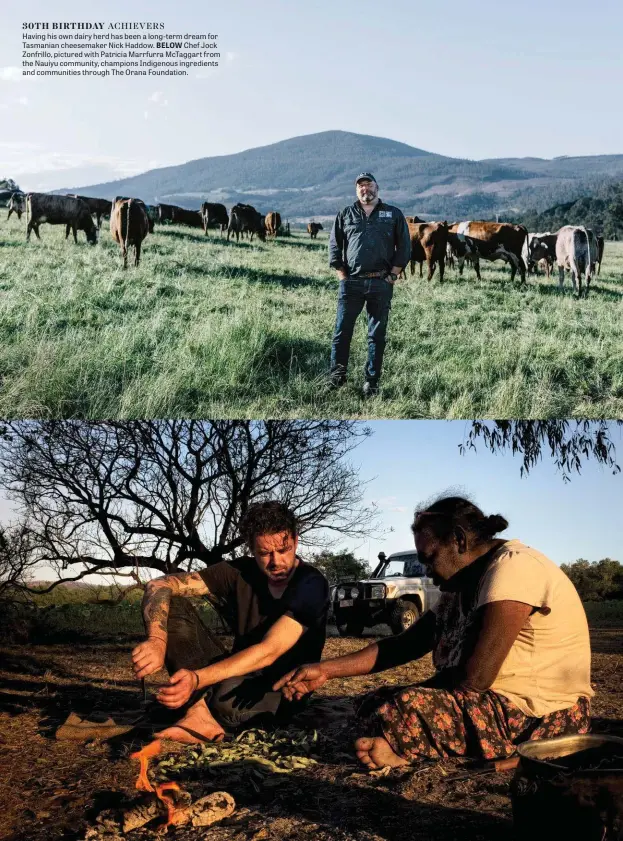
left=110, top=197, right=149, bottom=268
left=7, top=192, right=26, bottom=220
left=405, top=215, right=424, bottom=224
left=265, top=211, right=281, bottom=238
left=201, top=202, right=228, bottom=235
left=26, top=193, right=98, bottom=244
left=227, top=203, right=266, bottom=242
left=407, top=221, right=449, bottom=282
left=448, top=221, right=528, bottom=282
left=307, top=222, right=323, bottom=239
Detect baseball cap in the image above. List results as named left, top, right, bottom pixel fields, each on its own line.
left=355, top=172, right=376, bottom=184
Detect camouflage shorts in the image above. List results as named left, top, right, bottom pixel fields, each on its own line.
left=356, top=684, right=590, bottom=761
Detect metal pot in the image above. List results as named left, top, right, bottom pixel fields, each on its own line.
left=512, top=734, right=623, bottom=840
left=517, top=733, right=623, bottom=780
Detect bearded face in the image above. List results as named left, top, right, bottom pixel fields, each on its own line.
left=356, top=180, right=379, bottom=204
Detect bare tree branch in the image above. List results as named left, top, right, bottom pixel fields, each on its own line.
left=0, top=421, right=378, bottom=585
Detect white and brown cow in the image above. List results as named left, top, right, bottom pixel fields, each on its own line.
left=555, top=225, right=592, bottom=297
left=7, top=192, right=26, bottom=220
left=448, top=221, right=529, bottom=282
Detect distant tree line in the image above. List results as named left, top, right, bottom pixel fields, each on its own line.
left=562, top=558, right=623, bottom=601
left=514, top=181, right=623, bottom=238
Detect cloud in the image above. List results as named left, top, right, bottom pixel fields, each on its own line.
left=0, top=66, right=22, bottom=82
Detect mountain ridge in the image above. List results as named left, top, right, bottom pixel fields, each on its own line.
left=65, top=130, right=623, bottom=219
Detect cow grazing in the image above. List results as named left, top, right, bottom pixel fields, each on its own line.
left=307, top=222, right=323, bottom=239
left=405, top=216, right=424, bottom=224
left=26, top=193, right=98, bottom=244
left=201, top=202, right=228, bottom=235
left=144, top=205, right=158, bottom=234
left=173, top=207, right=203, bottom=229
left=265, top=211, right=281, bottom=238
left=596, top=235, right=605, bottom=275
left=447, top=221, right=528, bottom=282
left=407, top=221, right=449, bottom=282
left=69, top=195, right=112, bottom=229
left=110, top=197, right=149, bottom=269
left=158, top=203, right=177, bottom=223
left=586, top=228, right=599, bottom=276
left=7, top=192, right=26, bottom=220
left=526, top=232, right=557, bottom=278
left=227, top=203, right=266, bottom=242
left=555, top=225, right=592, bottom=297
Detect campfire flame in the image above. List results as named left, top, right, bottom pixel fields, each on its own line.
left=130, top=740, right=186, bottom=827
left=130, top=739, right=162, bottom=793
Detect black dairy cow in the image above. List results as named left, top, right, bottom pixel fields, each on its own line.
left=227, top=203, right=266, bottom=242
left=174, top=207, right=203, bottom=229
left=201, top=202, right=228, bottom=235
left=26, top=193, right=98, bottom=244
left=69, top=195, right=112, bottom=229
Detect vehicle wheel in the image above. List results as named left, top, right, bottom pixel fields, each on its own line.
left=389, top=599, right=421, bottom=635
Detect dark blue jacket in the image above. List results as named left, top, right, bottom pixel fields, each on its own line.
left=329, top=200, right=410, bottom=277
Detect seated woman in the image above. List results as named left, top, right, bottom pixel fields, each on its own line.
left=276, top=496, right=593, bottom=770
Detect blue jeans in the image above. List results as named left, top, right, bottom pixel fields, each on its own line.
left=330, top=277, right=394, bottom=385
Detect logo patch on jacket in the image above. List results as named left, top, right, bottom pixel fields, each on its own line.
left=378, top=211, right=393, bottom=218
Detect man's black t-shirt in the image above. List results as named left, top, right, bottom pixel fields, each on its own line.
left=198, top=558, right=329, bottom=682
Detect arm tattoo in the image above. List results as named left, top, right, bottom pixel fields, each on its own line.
left=142, top=581, right=172, bottom=641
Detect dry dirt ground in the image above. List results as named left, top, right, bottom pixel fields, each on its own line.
left=1, top=629, right=622, bottom=841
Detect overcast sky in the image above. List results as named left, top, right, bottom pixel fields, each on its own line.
left=1, top=0, right=622, bottom=190
left=1, top=421, right=620, bottom=583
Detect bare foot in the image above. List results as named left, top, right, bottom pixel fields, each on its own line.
left=155, top=699, right=225, bottom=745
left=354, top=736, right=409, bottom=770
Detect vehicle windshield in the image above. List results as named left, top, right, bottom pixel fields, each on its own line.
left=371, top=554, right=426, bottom=579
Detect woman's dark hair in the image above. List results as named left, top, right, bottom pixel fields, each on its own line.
left=239, top=501, right=298, bottom=549
left=411, top=496, right=508, bottom=543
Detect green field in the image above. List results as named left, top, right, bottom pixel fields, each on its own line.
left=0, top=216, right=621, bottom=418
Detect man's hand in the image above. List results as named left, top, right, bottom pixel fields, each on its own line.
left=337, top=269, right=349, bottom=281
left=156, top=669, right=199, bottom=709
left=132, top=637, right=167, bottom=679
left=273, top=664, right=328, bottom=700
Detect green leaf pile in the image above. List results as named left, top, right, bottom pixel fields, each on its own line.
left=154, top=729, right=323, bottom=787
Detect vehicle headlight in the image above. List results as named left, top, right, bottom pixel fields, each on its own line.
left=370, top=585, right=385, bottom=599
left=350, top=587, right=359, bottom=599
left=337, top=588, right=346, bottom=600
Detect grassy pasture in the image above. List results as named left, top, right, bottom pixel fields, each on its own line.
left=0, top=215, right=621, bottom=418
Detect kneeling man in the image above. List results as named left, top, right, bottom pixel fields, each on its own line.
left=132, top=501, right=329, bottom=744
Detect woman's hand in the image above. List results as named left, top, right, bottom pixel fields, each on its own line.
left=273, top=664, right=328, bottom=700
left=156, top=669, right=199, bottom=709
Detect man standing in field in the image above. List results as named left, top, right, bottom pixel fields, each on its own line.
left=131, top=501, right=329, bottom=743
left=329, top=173, right=410, bottom=397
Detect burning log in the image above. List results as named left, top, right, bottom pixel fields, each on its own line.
left=120, top=789, right=234, bottom=832
left=124, top=738, right=235, bottom=832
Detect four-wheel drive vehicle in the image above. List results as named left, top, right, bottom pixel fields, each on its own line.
left=331, top=550, right=441, bottom=636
